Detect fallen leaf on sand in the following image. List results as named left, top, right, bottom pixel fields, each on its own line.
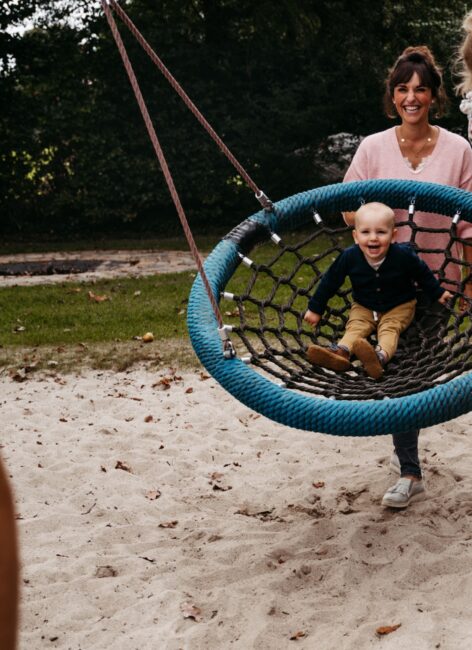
left=212, top=482, right=232, bottom=491
left=235, top=506, right=282, bottom=522
left=95, top=565, right=117, bottom=578
left=145, top=489, right=161, bottom=501
left=88, top=291, right=109, bottom=303
left=153, top=377, right=172, bottom=390
left=376, top=624, right=401, bottom=636
left=10, top=368, right=28, bottom=382
left=180, top=602, right=203, bottom=622
left=115, top=460, right=132, bottom=473
left=159, top=520, right=178, bottom=528
left=290, top=630, right=306, bottom=640
left=152, top=372, right=183, bottom=390
left=315, top=548, right=328, bottom=556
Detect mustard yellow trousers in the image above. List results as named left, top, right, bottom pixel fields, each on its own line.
left=339, top=299, right=417, bottom=361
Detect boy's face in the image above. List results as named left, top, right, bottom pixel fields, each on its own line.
left=353, top=211, right=396, bottom=264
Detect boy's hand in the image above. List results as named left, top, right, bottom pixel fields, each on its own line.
left=438, top=290, right=453, bottom=305
left=304, top=309, right=321, bottom=326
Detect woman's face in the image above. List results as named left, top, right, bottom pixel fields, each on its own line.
left=392, top=71, right=433, bottom=126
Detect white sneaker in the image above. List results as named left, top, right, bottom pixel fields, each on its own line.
left=389, top=451, right=401, bottom=475
left=381, top=478, right=425, bottom=508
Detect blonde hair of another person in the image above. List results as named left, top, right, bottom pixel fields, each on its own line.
left=455, top=11, right=472, bottom=96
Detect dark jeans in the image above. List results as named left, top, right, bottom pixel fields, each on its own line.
left=393, top=428, right=421, bottom=478
left=391, top=293, right=449, bottom=480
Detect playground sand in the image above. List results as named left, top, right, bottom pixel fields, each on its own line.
left=2, top=367, right=472, bottom=649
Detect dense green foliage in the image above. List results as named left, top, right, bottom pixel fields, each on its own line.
left=1, top=1, right=469, bottom=239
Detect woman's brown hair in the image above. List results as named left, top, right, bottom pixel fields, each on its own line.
left=383, top=46, right=448, bottom=119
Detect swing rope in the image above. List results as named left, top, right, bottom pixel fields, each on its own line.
left=102, top=0, right=237, bottom=354
left=105, top=0, right=273, bottom=210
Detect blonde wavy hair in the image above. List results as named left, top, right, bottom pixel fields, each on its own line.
left=455, top=12, right=472, bottom=96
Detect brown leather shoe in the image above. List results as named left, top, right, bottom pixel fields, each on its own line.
left=352, top=339, right=384, bottom=379
left=306, top=344, right=350, bottom=371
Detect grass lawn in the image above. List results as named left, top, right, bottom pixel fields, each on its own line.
left=0, top=227, right=351, bottom=374
left=0, top=272, right=198, bottom=373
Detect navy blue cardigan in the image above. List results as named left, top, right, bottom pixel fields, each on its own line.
left=308, top=243, right=445, bottom=315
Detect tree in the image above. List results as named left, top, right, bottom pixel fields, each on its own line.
left=0, top=0, right=469, bottom=238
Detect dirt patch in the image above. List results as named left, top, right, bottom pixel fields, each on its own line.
left=0, top=259, right=103, bottom=276
left=0, top=249, right=200, bottom=286
left=0, top=338, right=199, bottom=374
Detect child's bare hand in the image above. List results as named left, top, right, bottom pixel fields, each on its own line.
left=304, top=309, right=321, bottom=327
left=459, top=284, right=472, bottom=312
left=438, top=290, right=453, bottom=305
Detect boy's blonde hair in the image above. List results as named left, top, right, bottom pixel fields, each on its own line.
left=354, top=202, right=396, bottom=229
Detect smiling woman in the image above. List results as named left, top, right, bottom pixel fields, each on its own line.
left=385, top=47, right=447, bottom=173
left=344, top=46, right=472, bottom=314
left=340, top=45, right=472, bottom=507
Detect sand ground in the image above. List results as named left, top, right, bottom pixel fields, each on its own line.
left=2, top=366, right=472, bottom=649
left=2, top=250, right=472, bottom=649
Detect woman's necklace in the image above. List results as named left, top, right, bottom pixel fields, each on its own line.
left=397, top=126, right=436, bottom=162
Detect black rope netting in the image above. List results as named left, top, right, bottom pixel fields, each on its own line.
left=221, top=212, right=472, bottom=401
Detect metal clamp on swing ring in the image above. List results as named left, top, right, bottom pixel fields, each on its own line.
left=452, top=209, right=461, bottom=225
left=218, top=326, right=236, bottom=359
left=255, top=189, right=273, bottom=211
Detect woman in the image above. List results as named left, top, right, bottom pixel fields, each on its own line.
left=343, top=46, right=472, bottom=508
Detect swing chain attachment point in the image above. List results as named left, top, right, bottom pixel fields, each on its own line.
left=255, top=190, right=273, bottom=211
left=218, top=326, right=236, bottom=359
left=312, top=208, right=323, bottom=224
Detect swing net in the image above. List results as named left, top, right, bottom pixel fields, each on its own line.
left=103, top=0, right=472, bottom=436
left=187, top=179, right=472, bottom=435
left=218, top=188, right=472, bottom=402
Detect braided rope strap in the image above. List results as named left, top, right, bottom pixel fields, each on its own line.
left=187, top=179, right=472, bottom=435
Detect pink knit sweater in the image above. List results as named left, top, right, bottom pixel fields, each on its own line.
left=344, top=126, right=472, bottom=287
